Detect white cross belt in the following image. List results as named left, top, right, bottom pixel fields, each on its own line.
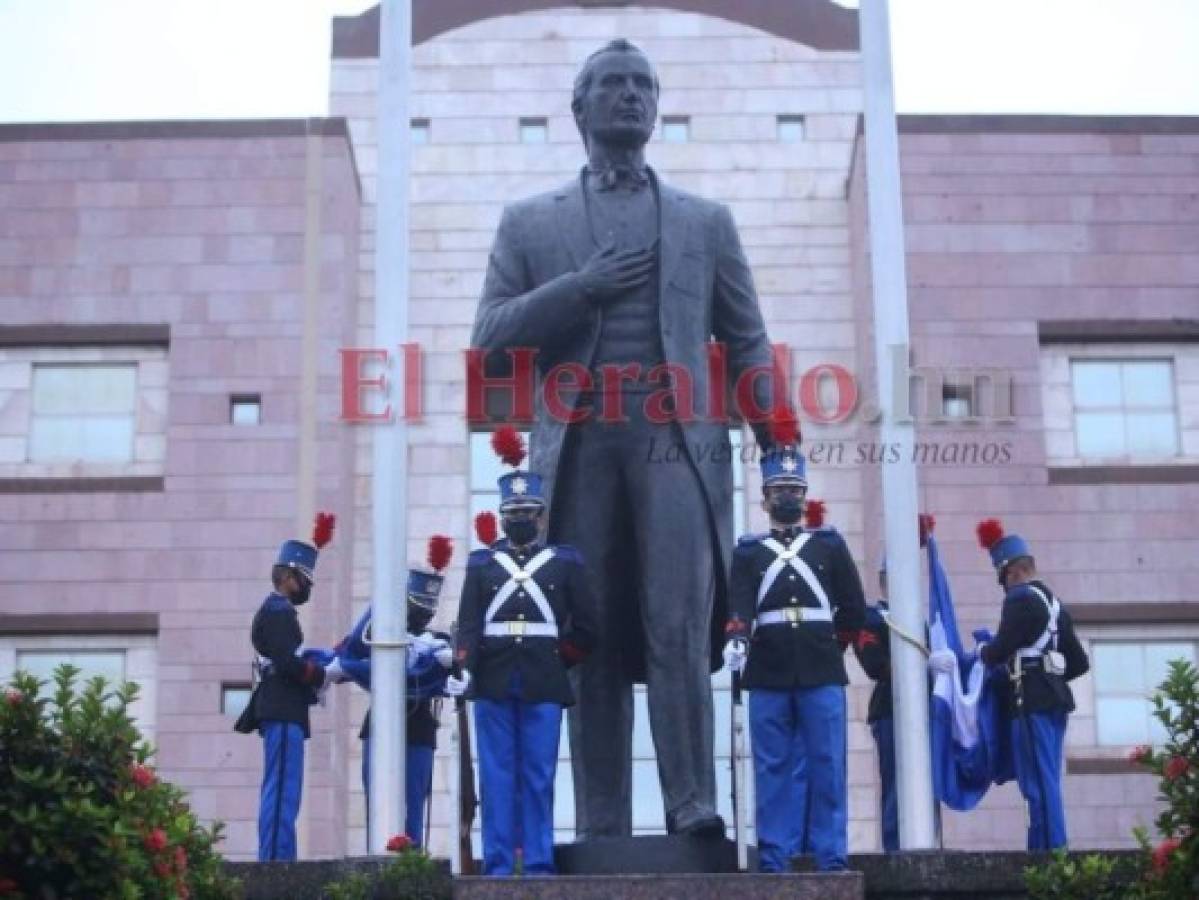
left=484, top=548, right=558, bottom=630
left=756, top=534, right=833, bottom=619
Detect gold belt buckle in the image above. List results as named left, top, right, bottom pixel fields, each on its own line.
left=506, top=621, right=527, bottom=636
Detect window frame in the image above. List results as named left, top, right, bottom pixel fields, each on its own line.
left=28, top=361, right=138, bottom=464
left=1068, top=356, right=1180, bottom=461
left=660, top=115, right=690, bottom=143
left=1068, top=622, right=1199, bottom=758
left=0, top=632, right=158, bottom=741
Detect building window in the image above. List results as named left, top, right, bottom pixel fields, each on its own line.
left=29, top=364, right=136, bottom=463
left=410, top=118, right=430, bottom=144
left=1070, top=358, right=1178, bottom=459
left=777, top=115, right=806, bottom=142
left=519, top=118, right=547, bottom=144
left=661, top=116, right=690, bottom=143
left=1092, top=639, right=1197, bottom=746
left=222, top=683, right=253, bottom=718
left=942, top=382, right=974, bottom=419
left=0, top=345, right=168, bottom=479
left=230, top=394, right=261, bottom=426
left=0, top=634, right=158, bottom=740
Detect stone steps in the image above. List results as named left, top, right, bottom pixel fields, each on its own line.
left=454, top=872, right=865, bottom=900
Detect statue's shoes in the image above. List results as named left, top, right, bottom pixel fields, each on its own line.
left=674, top=812, right=726, bottom=839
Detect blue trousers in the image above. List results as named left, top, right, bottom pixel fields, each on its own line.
left=750, top=685, right=847, bottom=872
left=258, top=721, right=305, bottom=861
left=362, top=739, right=436, bottom=847
left=871, top=717, right=899, bottom=853
left=1012, top=711, right=1068, bottom=850
left=475, top=697, right=562, bottom=876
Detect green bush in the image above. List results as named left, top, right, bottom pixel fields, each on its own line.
left=0, top=665, right=241, bottom=900
left=1023, top=849, right=1126, bottom=899
left=1125, top=658, right=1199, bottom=899
left=1026, top=658, right=1199, bottom=900
left=321, top=836, right=448, bottom=900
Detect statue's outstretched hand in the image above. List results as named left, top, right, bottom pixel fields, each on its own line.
left=577, top=240, right=657, bottom=303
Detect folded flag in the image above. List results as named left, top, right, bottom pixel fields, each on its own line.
left=927, top=533, right=1013, bottom=810
left=302, top=608, right=448, bottom=701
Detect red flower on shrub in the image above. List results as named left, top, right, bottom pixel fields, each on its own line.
left=1128, top=744, right=1152, bottom=765
left=1164, top=755, right=1190, bottom=781
left=130, top=763, right=156, bottom=789
left=386, top=833, right=413, bottom=853
left=3, top=690, right=21, bottom=707
left=1151, top=836, right=1182, bottom=873
left=143, top=828, right=168, bottom=853
left=153, top=860, right=172, bottom=878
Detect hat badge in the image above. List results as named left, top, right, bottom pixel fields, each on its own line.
left=511, top=476, right=528, bottom=495
left=781, top=456, right=798, bottom=473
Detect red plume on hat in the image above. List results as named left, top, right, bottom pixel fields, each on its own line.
left=427, top=535, right=453, bottom=573
left=770, top=409, right=801, bottom=448
left=491, top=427, right=526, bottom=468
left=804, top=499, right=826, bottom=529
left=918, top=513, right=936, bottom=548
left=475, top=512, right=498, bottom=548
left=976, top=518, right=1004, bottom=551
left=312, top=512, right=336, bottom=549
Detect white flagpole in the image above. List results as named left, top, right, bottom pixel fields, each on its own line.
left=369, top=0, right=412, bottom=855
left=859, top=0, right=937, bottom=850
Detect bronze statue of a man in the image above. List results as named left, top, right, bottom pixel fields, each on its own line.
left=471, top=39, right=777, bottom=839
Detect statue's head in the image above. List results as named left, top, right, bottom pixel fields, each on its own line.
left=572, top=39, right=659, bottom=152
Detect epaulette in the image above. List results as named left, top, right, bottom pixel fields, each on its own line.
left=263, top=594, right=293, bottom=612
left=736, top=532, right=768, bottom=548
left=467, top=548, right=494, bottom=568
left=551, top=544, right=583, bottom=565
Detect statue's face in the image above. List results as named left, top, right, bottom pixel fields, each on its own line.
left=578, top=50, right=658, bottom=149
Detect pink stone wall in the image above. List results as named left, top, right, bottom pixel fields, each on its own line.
left=850, top=124, right=1199, bottom=849
left=0, top=125, right=362, bottom=860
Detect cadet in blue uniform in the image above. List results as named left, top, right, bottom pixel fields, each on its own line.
left=723, top=423, right=865, bottom=872
left=234, top=513, right=341, bottom=862
left=855, top=562, right=897, bottom=853
left=951, top=518, right=1089, bottom=851
left=854, top=514, right=934, bottom=854
left=340, top=535, right=454, bottom=847
left=447, top=428, right=598, bottom=876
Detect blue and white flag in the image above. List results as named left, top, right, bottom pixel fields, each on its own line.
left=927, top=534, right=1012, bottom=810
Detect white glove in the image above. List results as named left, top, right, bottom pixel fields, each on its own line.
left=445, top=669, right=472, bottom=697
left=432, top=640, right=453, bottom=669
left=722, top=639, right=748, bottom=673
left=927, top=649, right=957, bottom=675
left=323, top=657, right=348, bottom=685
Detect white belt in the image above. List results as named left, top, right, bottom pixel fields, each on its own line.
left=483, top=621, right=558, bottom=638
left=754, top=606, right=833, bottom=630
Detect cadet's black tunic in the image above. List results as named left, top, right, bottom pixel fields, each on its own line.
left=727, top=527, right=866, bottom=690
